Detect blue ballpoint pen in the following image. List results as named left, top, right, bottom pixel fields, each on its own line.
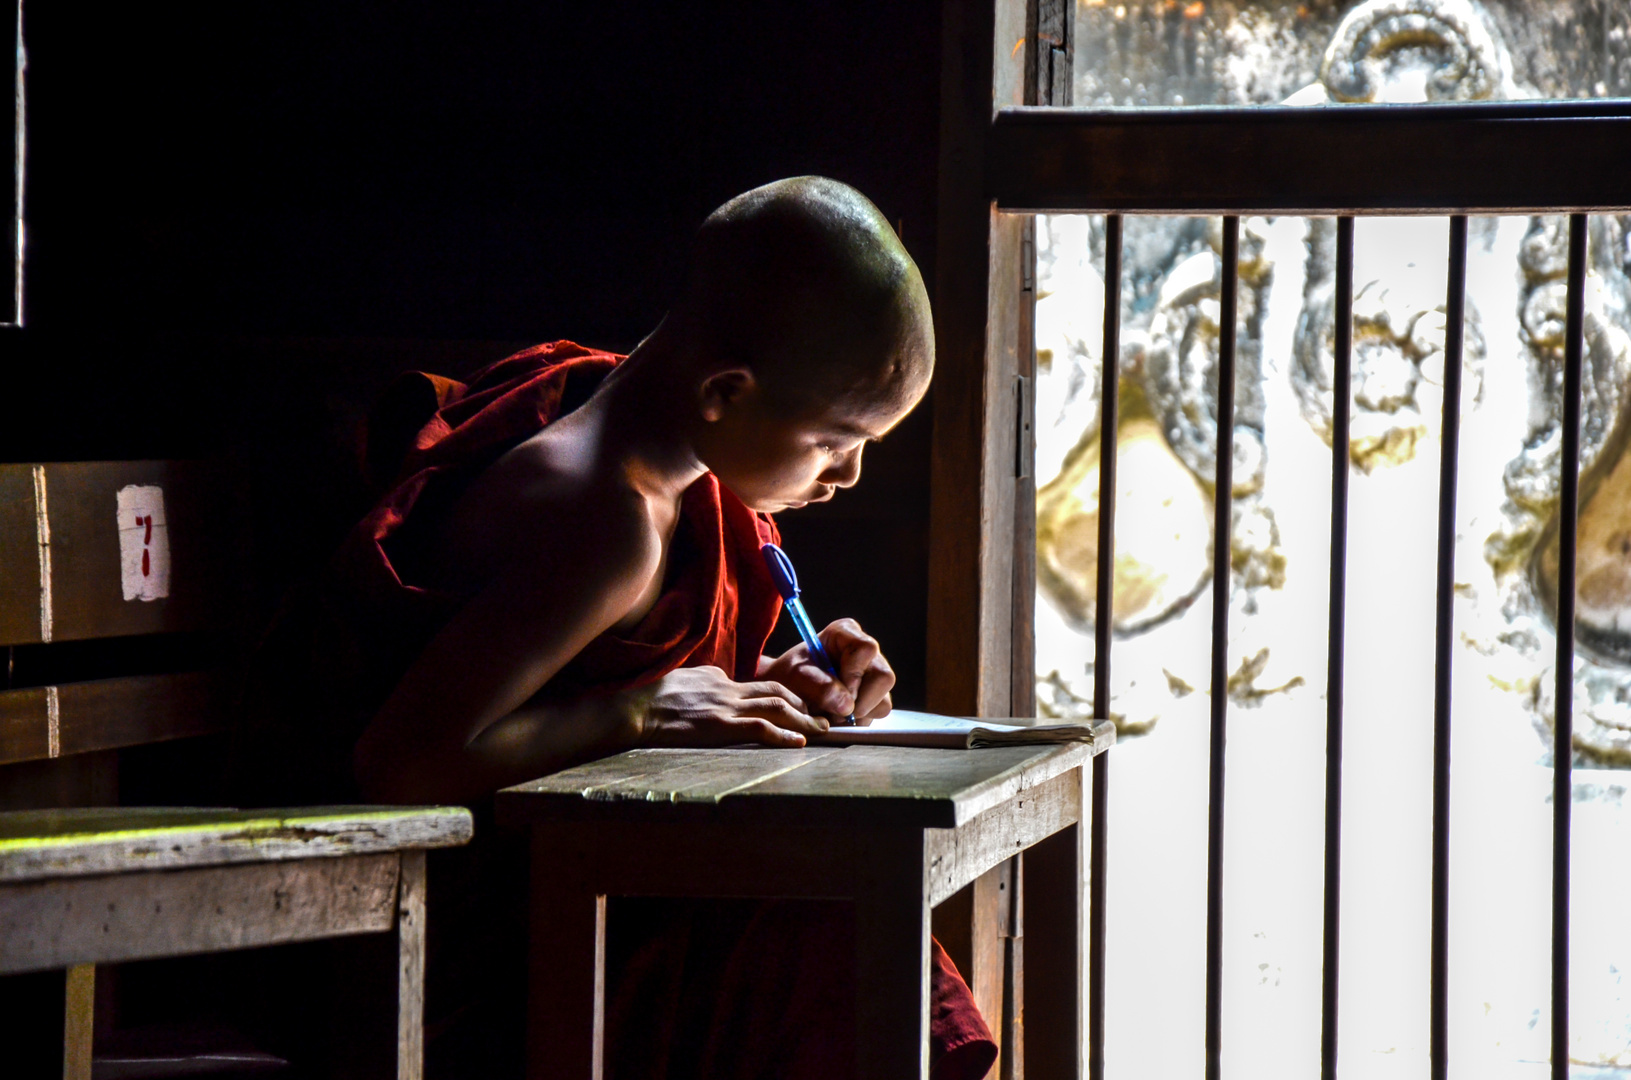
left=761, top=542, right=857, bottom=725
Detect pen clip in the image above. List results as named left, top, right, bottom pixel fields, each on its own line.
left=761, top=543, right=800, bottom=601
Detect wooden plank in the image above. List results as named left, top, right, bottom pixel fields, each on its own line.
left=499, top=742, right=1103, bottom=829
left=1002, top=853, right=1024, bottom=1080
left=24, top=461, right=238, bottom=644
left=526, top=820, right=860, bottom=900
left=922, top=766, right=1081, bottom=906
left=729, top=742, right=1096, bottom=828
left=1023, top=811, right=1088, bottom=1079
left=0, top=805, right=473, bottom=882
left=852, top=828, right=931, bottom=1079
left=973, top=865, right=1009, bottom=1077
left=0, top=465, right=40, bottom=644
left=929, top=0, right=1029, bottom=718
left=987, top=103, right=1631, bottom=216
left=501, top=747, right=840, bottom=805
left=0, top=852, right=401, bottom=973
left=63, top=962, right=94, bottom=1080
left=57, top=671, right=225, bottom=760
left=0, top=685, right=51, bottom=762
left=396, top=850, right=425, bottom=1080
left=0, top=672, right=229, bottom=767
left=527, top=831, right=606, bottom=1080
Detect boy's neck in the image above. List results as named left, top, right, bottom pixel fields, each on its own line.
left=590, top=342, right=711, bottom=506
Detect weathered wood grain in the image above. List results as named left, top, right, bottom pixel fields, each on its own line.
left=923, top=766, right=1080, bottom=906
left=1023, top=813, right=1088, bottom=1080
left=852, top=828, right=932, bottom=1080
left=0, top=685, right=51, bottom=763
left=988, top=102, right=1631, bottom=216
left=0, top=805, right=473, bottom=882
left=736, top=742, right=1095, bottom=828
left=0, top=853, right=401, bottom=974
left=64, top=962, right=94, bottom=1080
left=972, top=863, right=1010, bottom=1080
left=503, top=747, right=840, bottom=805
left=34, top=461, right=237, bottom=644
left=928, top=0, right=1029, bottom=719
left=397, top=850, right=425, bottom=1080
left=529, top=819, right=863, bottom=900
left=502, top=743, right=1105, bottom=829
left=0, top=672, right=231, bottom=767
left=0, top=465, right=40, bottom=645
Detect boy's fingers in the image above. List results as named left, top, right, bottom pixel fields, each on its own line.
left=852, top=655, right=896, bottom=718
left=858, top=692, right=893, bottom=723
left=744, top=679, right=807, bottom=710
left=735, top=717, right=806, bottom=747
left=742, top=696, right=829, bottom=735
left=821, top=620, right=880, bottom=686
left=802, top=664, right=853, bottom=714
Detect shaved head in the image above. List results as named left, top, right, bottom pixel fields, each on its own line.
left=675, top=177, right=933, bottom=411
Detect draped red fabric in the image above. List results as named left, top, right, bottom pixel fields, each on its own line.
left=312, top=342, right=996, bottom=1080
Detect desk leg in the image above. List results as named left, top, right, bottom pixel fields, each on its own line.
left=854, top=829, right=930, bottom=1080
left=63, top=963, right=94, bottom=1080
left=398, top=851, right=427, bottom=1080
left=1022, top=788, right=1087, bottom=1079
left=528, top=832, right=606, bottom=1080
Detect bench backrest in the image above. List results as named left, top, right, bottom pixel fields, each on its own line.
left=0, top=461, right=242, bottom=767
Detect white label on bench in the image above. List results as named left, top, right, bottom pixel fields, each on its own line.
left=116, top=485, right=171, bottom=602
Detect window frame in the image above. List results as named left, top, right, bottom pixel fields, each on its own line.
left=927, top=0, right=1631, bottom=722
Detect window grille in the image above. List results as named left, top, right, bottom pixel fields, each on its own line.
left=930, top=2, right=1631, bottom=1077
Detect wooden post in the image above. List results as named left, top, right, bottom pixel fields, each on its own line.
left=853, top=829, right=932, bottom=1080
left=928, top=0, right=1029, bottom=718
left=397, top=850, right=426, bottom=1080
left=63, top=962, right=94, bottom=1080
left=528, top=830, right=607, bottom=1080
left=1021, top=766, right=1088, bottom=1079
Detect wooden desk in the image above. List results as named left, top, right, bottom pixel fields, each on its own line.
left=498, top=734, right=1112, bottom=1080
left=0, top=805, right=474, bottom=1080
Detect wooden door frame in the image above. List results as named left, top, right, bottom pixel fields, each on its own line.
left=928, top=0, right=1068, bottom=719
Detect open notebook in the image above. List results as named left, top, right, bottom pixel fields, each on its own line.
left=810, top=709, right=1109, bottom=750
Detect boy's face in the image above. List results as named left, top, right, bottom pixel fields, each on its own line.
left=694, top=363, right=926, bottom=514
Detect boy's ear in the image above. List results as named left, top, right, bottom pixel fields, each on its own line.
left=697, top=368, right=756, bottom=422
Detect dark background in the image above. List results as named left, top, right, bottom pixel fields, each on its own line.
left=0, top=3, right=945, bottom=1073
left=0, top=0, right=944, bottom=696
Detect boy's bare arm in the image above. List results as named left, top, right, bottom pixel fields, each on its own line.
left=354, top=495, right=826, bottom=803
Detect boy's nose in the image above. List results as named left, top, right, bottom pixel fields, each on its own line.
left=821, top=446, right=864, bottom=488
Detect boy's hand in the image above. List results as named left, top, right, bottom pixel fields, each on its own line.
left=760, top=618, right=895, bottom=723
left=629, top=666, right=828, bottom=748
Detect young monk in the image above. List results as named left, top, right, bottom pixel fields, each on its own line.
left=294, top=176, right=995, bottom=1079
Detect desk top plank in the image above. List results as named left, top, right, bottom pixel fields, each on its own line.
left=736, top=742, right=1095, bottom=827
left=0, top=806, right=474, bottom=883
left=500, top=740, right=1104, bottom=829
left=506, top=747, right=842, bottom=805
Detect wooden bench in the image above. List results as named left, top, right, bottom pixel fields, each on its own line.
left=0, top=805, right=473, bottom=1078
left=0, top=461, right=475, bottom=1078
left=497, top=734, right=1113, bottom=1080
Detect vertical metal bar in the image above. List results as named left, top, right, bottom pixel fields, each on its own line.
left=1320, top=215, right=1355, bottom=1080
left=1429, top=214, right=1469, bottom=1080
left=1552, top=212, right=1587, bottom=1080
left=1204, top=216, right=1240, bottom=1080
left=1088, top=213, right=1122, bottom=1080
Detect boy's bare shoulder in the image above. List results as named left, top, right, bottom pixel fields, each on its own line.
left=428, top=423, right=662, bottom=594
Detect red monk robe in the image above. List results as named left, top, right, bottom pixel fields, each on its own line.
left=289, top=343, right=997, bottom=1080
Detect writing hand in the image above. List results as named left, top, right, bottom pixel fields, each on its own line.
left=761, top=618, right=894, bottom=724
left=628, top=665, right=828, bottom=748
